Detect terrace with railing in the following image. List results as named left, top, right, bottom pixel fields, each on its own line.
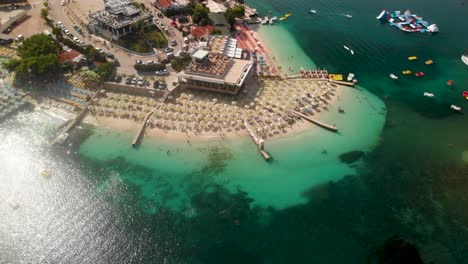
left=185, top=53, right=233, bottom=79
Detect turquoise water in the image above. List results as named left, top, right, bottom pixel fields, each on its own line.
left=80, top=86, right=385, bottom=209
left=2, top=0, right=468, bottom=262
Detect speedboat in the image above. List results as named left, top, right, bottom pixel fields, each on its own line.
left=463, top=91, right=468, bottom=97
left=423, top=92, right=434, bottom=97
left=309, top=10, right=317, bottom=14
left=389, top=73, right=398, bottom=80
left=350, top=49, right=354, bottom=55
left=450, top=104, right=461, bottom=112
left=408, top=56, right=417, bottom=61
left=462, top=54, right=468, bottom=66
left=415, top=72, right=425, bottom=77
left=345, top=14, right=352, bottom=19
left=402, top=70, right=412, bottom=75
left=347, top=73, right=355, bottom=81
left=343, top=45, right=350, bottom=50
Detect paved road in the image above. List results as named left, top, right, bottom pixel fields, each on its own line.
left=48, top=0, right=184, bottom=77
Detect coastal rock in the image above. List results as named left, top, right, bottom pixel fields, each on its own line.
left=339, top=151, right=365, bottom=164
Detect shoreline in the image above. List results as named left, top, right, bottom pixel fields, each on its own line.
left=46, top=82, right=343, bottom=144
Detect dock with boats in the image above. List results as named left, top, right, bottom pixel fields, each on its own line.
left=293, top=111, right=338, bottom=132
left=131, top=111, right=153, bottom=147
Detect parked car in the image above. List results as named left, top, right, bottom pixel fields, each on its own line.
left=63, top=29, right=70, bottom=35
left=146, top=60, right=155, bottom=65
left=155, top=69, right=168, bottom=76
left=105, top=53, right=114, bottom=59
left=153, top=80, right=160, bottom=89
left=170, top=40, right=177, bottom=46
left=113, top=58, right=120, bottom=66
left=157, top=13, right=164, bottom=18
left=131, top=78, right=138, bottom=85
left=125, top=78, right=132, bottom=85
left=135, top=60, right=143, bottom=64
left=137, top=78, right=145, bottom=86
left=164, top=47, right=173, bottom=53
left=114, top=75, right=122, bottom=83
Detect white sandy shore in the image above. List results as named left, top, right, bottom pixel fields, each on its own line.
left=38, top=80, right=343, bottom=143
left=81, top=85, right=342, bottom=143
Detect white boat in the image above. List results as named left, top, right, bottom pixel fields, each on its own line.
left=450, top=104, right=461, bottom=112
left=347, top=73, right=355, bottom=81
left=269, top=19, right=274, bottom=25
left=423, top=92, right=434, bottom=97
left=462, top=54, right=468, bottom=66
left=345, top=14, right=352, bottom=19
left=343, top=45, right=350, bottom=50
left=350, top=49, right=355, bottom=55
left=389, top=73, right=398, bottom=80
left=309, top=10, right=317, bottom=14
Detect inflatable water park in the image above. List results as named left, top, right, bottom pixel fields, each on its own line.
left=376, top=10, right=439, bottom=33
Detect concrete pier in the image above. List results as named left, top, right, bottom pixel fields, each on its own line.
left=293, top=111, right=338, bottom=132
left=244, top=120, right=270, bottom=160
left=329, top=79, right=355, bottom=87
left=132, top=112, right=153, bottom=147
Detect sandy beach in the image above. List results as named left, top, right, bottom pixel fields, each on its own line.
left=79, top=79, right=344, bottom=143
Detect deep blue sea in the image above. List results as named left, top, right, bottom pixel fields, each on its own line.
left=1, top=0, right=468, bottom=263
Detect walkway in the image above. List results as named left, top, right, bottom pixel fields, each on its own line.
left=293, top=111, right=338, bottom=132
left=132, top=111, right=153, bottom=147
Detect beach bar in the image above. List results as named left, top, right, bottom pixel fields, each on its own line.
left=178, top=50, right=254, bottom=95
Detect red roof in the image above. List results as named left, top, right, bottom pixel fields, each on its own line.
left=190, top=25, right=214, bottom=38
left=59, top=49, right=82, bottom=64
left=157, top=0, right=172, bottom=8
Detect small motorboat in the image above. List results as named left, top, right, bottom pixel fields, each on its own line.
left=350, top=49, right=355, bottom=55
left=41, top=169, right=52, bottom=178
left=425, top=60, right=434, bottom=65
left=415, top=72, right=425, bottom=77
left=343, top=45, right=350, bottom=50
left=347, top=73, right=355, bottom=81
left=345, top=14, right=352, bottom=19
left=352, top=79, right=358, bottom=84
left=389, top=73, right=398, bottom=80
left=450, top=104, right=461, bottom=112
left=447, top=80, right=454, bottom=86
left=408, top=56, right=418, bottom=61
left=309, top=10, right=317, bottom=14
left=461, top=54, right=468, bottom=66
left=402, top=70, right=412, bottom=75
left=423, top=92, right=434, bottom=97
left=463, top=91, right=468, bottom=97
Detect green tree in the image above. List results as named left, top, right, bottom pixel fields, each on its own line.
left=224, top=5, right=244, bottom=30
left=3, top=34, right=61, bottom=87
left=96, top=62, right=117, bottom=81
left=40, top=8, right=49, bottom=20
left=192, top=4, right=211, bottom=25
left=17, top=34, right=59, bottom=58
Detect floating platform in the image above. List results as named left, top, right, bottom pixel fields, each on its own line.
left=377, top=10, right=438, bottom=34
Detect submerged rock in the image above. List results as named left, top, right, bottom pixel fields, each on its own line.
left=339, top=150, right=365, bottom=164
